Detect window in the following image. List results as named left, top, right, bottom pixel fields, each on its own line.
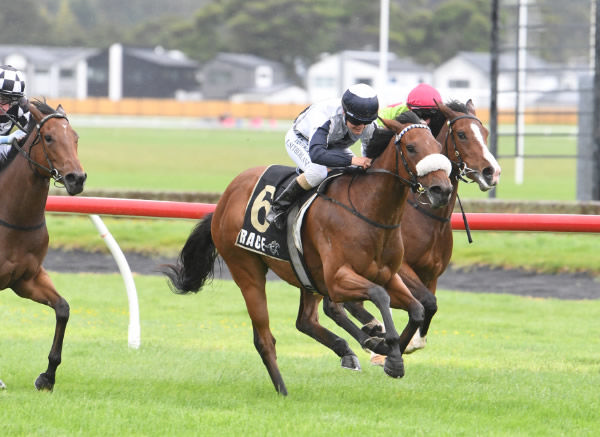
left=449, top=79, right=470, bottom=88
left=354, top=78, right=373, bottom=86
left=60, top=69, right=74, bottom=79
left=313, top=76, right=335, bottom=87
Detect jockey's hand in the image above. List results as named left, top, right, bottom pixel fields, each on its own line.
left=351, top=156, right=372, bottom=169
left=0, top=130, right=25, bottom=144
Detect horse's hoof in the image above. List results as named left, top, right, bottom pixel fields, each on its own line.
left=383, top=356, right=405, bottom=379
left=34, top=373, right=54, bottom=391
left=362, top=337, right=390, bottom=355
left=404, top=334, right=427, bottom=355
left=341, top=354, right=361, bottom=371
left=0, top=379, right=6, bottom=390
left=369, top=353, right=386, bottom=367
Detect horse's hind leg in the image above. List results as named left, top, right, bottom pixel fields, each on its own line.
left=296, top=289, right=360, bottom=371
left=225, top=252, right=288, bottom=395
left=343, top=301, right=384, bottom=337
left=13, top=268, right=69, bottom=391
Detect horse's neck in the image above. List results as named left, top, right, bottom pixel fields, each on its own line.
left=0, top=152, right=49, bottom=224
left=352, top=171, right=411, bottom=227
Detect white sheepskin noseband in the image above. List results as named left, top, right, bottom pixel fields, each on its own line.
left=415, top=153, right=452, bottom=177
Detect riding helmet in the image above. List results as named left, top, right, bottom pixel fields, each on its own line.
left=0, top=65, right=26, bottom=98
left=342, top=83, right=379, bottom=123
left=406, top=83, right=441, bottom=109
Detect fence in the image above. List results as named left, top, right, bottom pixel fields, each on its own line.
left=44, top=196, right=600, bottom=349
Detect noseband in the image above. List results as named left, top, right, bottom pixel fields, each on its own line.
left=12, top=112, right=69, bottom=186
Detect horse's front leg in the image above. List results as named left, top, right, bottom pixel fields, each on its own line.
left=13, top=268, right=69, bottom=391
left=327, top=265, right=405, bottom=378
left=295, top=288, right=361, bottom=371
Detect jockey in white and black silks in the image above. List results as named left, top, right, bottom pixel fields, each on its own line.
left=0, top=65, right=30, bottom=162
left=266, top=83, right=379, bottom=229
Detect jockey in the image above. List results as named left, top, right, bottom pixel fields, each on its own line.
left=378, top=83, right=445, bottom=137
left=265, top=83, right=379, bottom=229
left=0, top=65, right=30, bottom=161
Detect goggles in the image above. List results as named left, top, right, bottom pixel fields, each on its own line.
left=346, top=114, right=371, bottom=126
left=412, top=108, right=439, bottom=120
left=0, top=94, right=19, bottom=106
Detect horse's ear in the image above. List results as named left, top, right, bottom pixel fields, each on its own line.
left=56, top=104, right=66, bottom=116
left=28, top=101, right=42, bottom=121
left=466, top=99, right=476, bottom=115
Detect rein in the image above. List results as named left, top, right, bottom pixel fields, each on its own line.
left=318, top=123, right=431, bottom=230
left=11, top=112, right=69, bottom=185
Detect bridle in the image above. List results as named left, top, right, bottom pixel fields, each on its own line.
left=11, top=111, right=69, bottom=186
left=318, top=123, right=434, bottom=229
left=407, top=112, right=479, bottom=242
left=443, top=113, right=484, bottom=184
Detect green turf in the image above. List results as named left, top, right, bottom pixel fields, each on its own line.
left=1, top=275, right=598, bottom=436
left=74, top=125, right=580, bottom=200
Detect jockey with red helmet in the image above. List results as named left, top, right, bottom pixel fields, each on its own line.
left=378, top=83, right=445, bottom=137
left=266, top=83, right=379, bottom=229
left=0, top=65, right=30, bottom=160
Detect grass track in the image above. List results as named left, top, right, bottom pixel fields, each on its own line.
left=1, top=274, right=599, bottom=436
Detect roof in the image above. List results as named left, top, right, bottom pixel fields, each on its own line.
left=0, top=45, right=98, bottom=67
left=211, top=52, right=282, bottom=69
left=454, top=51, right=556, bottom=74
left=125, top=46, right=199, bottom=68
left=320, top=50, right=429, bottom=73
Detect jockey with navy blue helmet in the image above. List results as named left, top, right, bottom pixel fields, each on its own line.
left=0, top=65, right=30, bottom=160
left=266, top=83, right=379, bottom=229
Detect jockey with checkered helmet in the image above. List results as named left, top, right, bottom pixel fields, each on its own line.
left=0, top=65, right=30, bottom=159
left=378, top=83, right=445, bottom=137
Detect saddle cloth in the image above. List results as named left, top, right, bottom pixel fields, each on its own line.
left=235, top=165, right=298, bottom=261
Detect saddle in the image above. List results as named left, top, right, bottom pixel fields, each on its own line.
left=235, top=165, right=352, bottom=293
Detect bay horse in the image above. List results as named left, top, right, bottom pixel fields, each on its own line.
left=297, top=100, right=502, bottom=368
left=0, top=100, right=86, bottom=391
left=162, top=111, right=453, bottom=395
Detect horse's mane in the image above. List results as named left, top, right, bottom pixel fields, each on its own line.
left=445, top=99, right=468, bottom=114
left=0, top=99, right=56, bottom=172
left=365, top=111, right=423, bottom=159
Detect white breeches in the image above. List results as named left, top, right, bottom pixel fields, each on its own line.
left=284, top=129, right=328, bottom=188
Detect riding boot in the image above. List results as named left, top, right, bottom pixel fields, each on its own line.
left=265, top=178, right=306, bottom=229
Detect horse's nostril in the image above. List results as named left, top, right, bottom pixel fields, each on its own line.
left=64, top=172, right=87, bottom=186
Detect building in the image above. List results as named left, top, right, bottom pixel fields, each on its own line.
left=201, top=53, right=302, bottom=101
left=0, top=43, right=201, bottom=100
left=87, top=44, right=201, bottom=100
left=433, top=51, right=570, bottom=109
left=0, top=45, right=98, bottom=99
left=305, top=50, right=433, bottom=105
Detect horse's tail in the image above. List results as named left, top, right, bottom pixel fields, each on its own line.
left=161, top=213, right=217, bottom=294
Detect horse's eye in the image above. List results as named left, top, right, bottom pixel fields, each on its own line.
left=457, top=132, right=467, bottom=140
left=44, top=135, right=53, bottom=143
left=406, top=144, right=416, bottom=153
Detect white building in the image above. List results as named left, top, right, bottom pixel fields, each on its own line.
left=433, top=51, right=570, bottom=109
left=306, top=50, right=433, bottom=106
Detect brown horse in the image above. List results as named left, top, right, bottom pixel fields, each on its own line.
left=298, top=100, right=501, bottom=367
left=163, top=111, right=453, bottom=395
left=0, top=100, right=86, bottom=391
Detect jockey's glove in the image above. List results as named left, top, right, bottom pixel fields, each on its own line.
left=0, top=130, right=26, bottom=144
